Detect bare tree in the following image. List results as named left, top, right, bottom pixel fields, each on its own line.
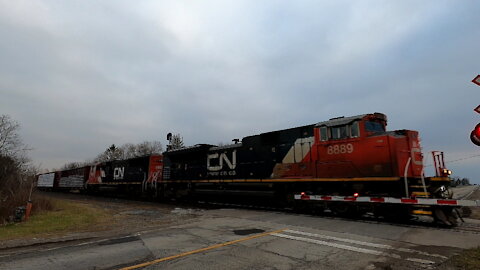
left=0, top=115, right=36, bottom=223
left=0, top=115, right=22, bottom=157
left=93, top=141, right=163, bottom=163
left=134, top=141, right=163, bottom=156
left=121, top=143, right=137, bottom=159
left=168, top=133, right=184, bottom=151
left=61, top=162, right=83, bottom=170
left=0, top=115, right=30, bottom=170
left=94, top=144, right=124, bottom=162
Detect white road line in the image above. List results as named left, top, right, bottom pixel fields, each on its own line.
left=272, top=233, right=435, bottom=265
left=273, top=233, right=394, bottom=257
left=285, top=229, right=447, bottom=259
left=406, top=258, right=438, bottom=264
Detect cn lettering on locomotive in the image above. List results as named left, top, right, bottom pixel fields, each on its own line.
left=113, top=167, right=124, bottom=180
left=207, top=150, right=237, bottom=172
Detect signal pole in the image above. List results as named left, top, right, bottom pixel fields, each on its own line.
left=471, top=75, right=480, bottom=146
left=473, top=75, right=480, bottom=86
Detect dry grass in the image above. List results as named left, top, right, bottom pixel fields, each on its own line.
left=446, top=247, right=480, bottom=270
left=0, top=197, right=110, bottom=240
left=30, top=193, right=55, bottom=214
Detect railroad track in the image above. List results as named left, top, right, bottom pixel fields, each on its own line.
left=452, top=223, right=480, bottom=234
left=195, top=200, right=480, bottom=234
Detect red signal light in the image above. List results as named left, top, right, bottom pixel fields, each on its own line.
left=471, top=124, right=480, bottom=146
left=475, top=125, right=480, bottom=137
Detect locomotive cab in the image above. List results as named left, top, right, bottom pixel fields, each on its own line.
left=314, top=113, right=423, bottom=179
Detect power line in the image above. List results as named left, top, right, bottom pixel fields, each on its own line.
left=446, top=154, right=480, bottom=164
left=424, top=153, right=480, bottom=167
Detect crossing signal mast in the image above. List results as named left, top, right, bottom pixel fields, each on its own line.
left=471, top=75, right=480, bottom=146
left=471, top=123, right=480, bottom=146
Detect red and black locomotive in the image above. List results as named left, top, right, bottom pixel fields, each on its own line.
left=37, top=112, right=457, bottom=223
left=160, top=113, right=449, bottom=199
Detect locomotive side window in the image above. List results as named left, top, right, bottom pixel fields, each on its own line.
left=330, top=126, right=348, bottom=140
left=320, top=126, right=328, bottom=141
left=365, top=121, right=385, bottom=132
left=326, top=122, right=359, bottom=141
left=350, top=121, right=359, bottom=137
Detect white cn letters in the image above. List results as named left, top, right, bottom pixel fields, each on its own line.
left=207, top=150, right=237, bottom=171
left=113, top=167, right=124, bottom=180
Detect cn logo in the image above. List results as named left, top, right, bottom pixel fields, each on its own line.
left=114, top=167, right=124, bottom=180
left=207, top=150, right=237, bottom=171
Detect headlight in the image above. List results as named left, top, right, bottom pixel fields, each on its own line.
left=442, top=169, right=452, bottom=175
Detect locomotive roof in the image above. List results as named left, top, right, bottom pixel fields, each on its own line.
left=315, top=113, right=386, bottom=127
left=241, top=113, right=386, bottom=142
left=315, top=114, right=367, bottom=127
left=210, top=143, right=243, bottom=151
left=165, top=144, right=215, bottom=154
left=243, top=123, right=315, bottom=141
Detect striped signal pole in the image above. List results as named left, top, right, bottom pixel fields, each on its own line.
left=471, top=75, right=480, bottom=146
left=473, top=75, right=480, bottom=87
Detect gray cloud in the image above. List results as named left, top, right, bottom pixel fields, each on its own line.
left=1, top=1, right=480, bottom=182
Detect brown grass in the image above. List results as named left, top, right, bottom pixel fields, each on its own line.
left=30, top=194, right=54, bottom=214
left=0, top=155, right=56, bottom=224
left=0, top=197, right=110, bottom=240
left=446, top=247, right=480, bottom=270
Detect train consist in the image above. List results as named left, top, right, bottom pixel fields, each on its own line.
left=37, top=112, right=474, bottom=225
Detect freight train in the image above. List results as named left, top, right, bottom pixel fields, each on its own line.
left=37, top=112, right=473, bottom=225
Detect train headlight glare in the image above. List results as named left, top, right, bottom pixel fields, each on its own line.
left=442, top=169, right=452, bottom=175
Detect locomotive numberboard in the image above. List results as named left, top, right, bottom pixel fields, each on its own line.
left=327, top=143, right=354, bottom=155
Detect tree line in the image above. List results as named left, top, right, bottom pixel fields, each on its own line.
left=0, top=114, right=186, bottom=222
left=450, top=177, right=471, bottom=187
left=60, top=134, right=185, bottom=170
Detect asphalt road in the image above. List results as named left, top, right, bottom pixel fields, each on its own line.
left=1, top=206, right=480, bottom=270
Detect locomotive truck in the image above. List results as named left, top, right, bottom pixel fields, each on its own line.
left=37, top=112, right=479, bottom=226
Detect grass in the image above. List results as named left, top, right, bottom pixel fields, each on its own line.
left=0, top=198, right=110, bottom=241
left=447, top=247, right=480, bottom=270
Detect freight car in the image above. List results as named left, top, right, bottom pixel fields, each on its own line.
left=37, top=112, right=478, bottom=225
left=36, top=155, right=163, bottom=195
left=86, top=155, right=163, bottom=195
left=37, top=172, right=57, bottom=190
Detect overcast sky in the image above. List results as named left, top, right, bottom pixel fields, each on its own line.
left=1, top=1, right=480, bottom=182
